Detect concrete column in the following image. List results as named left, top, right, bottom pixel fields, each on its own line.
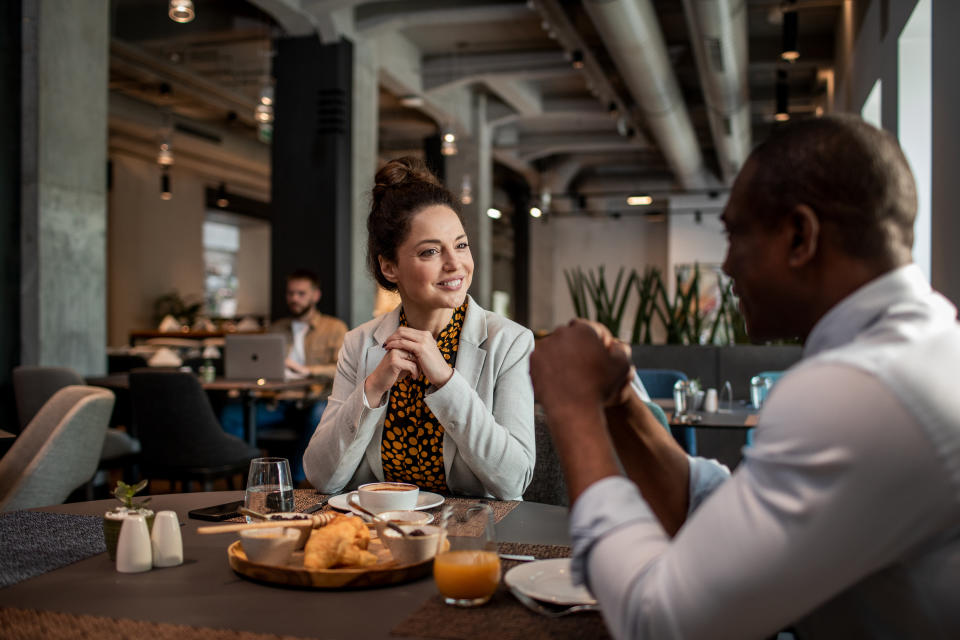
left=446, top=92, right=492, bottom=308
left=20, top=0, right=109, bottom=375
left=349, top=35, right=379, bottom=326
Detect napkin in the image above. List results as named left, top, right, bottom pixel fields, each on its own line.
left=158, top=314, right=182, bottom=333
left=148, top=347, right=182, bottom=368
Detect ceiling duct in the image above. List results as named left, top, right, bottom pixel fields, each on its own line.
left=582, top=0, right=708, bottom=190
left=682, top=0, right=751, bottom=184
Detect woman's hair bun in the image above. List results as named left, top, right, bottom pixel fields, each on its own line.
left=373, top=157, right=440, bottom=200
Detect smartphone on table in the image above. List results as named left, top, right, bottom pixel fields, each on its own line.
left=187, top=499, right=244, bottom=521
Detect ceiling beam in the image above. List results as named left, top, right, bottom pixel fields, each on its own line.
left=356, top=0, right=533, bottom=33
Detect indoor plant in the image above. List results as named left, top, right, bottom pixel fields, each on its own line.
left=103, top=480, right=155, bottom=561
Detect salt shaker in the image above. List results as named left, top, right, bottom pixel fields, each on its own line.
left=673, top=380, right=690, bottom=415
left=116, top=514, right=152, bottom=573
left=704, top=388, right=719, bottom=413
left=150, top=510, right=184, bottom=568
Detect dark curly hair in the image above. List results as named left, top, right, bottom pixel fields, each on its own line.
left=367, top=157, right=460, bottom=291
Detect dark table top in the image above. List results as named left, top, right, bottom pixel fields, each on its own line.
left=0, top=492, right=570, bottom=639
left=653, top=398, right=759, bottom=430
left=87, top=374, right=317, bottom=393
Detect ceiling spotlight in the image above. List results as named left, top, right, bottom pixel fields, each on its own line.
left=570, top=50, right=585, bottom=70
left=259, top=85, right=274, bottom=107
left=780, top=1, right=799, bottom=62
left=529, top=207, right=543, bottom=218
left=627, top=195, right=653, bottom=206
left=775, top=69, right=790, bottom=121
left=441, top=128, right=457, bottom=156
left=160, top=169, right=172, bottom=200
left=216, top=182, right=229, bottom=208
left=400, top=94, right=424, bottom=107
left=169, top=0, right=195, bottom=24
left=486, top=207, right=502, bottom=220
left=156, top=141, right=174, bottom=166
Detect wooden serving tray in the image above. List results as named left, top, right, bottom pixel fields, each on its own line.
left=227, top=539, right=433, bottom=589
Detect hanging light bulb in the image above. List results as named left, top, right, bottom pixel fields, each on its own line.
left=780, top=1, right=799, bottom=62
left=160, top=169, right=172, bottom=200
left=529, top=206, right=543, bottom=218
left=441, top=128, right=457, bottom=156
left=168, top=0, right=195, bottom=23
left=156, top=140, right=174, bottom=166
left=539, top=190, right=551, bottom=214
left=216, top=182, right=230, bottom=208
left=460, top=174, right=473, bottom=205
left=570, top=50, right=585, bottom=70
left=775, top=69, right=790, bottom=122
left=486, top=207, right=502, bottom=220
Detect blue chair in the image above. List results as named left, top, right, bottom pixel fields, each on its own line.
left=745, top=371, right=784, bottom=446
left=635, top=369, right=697, bottom=455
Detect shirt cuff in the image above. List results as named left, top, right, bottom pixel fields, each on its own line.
left=687, top=455, right=730, bottom=515
left=570, top=476, right=658, bottom=590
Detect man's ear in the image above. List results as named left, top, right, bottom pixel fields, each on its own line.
left=311, top=287, right=321, bottom=305
left=378, top=256, right=399, bottom=284
left=787, top=204, right=820, bottom=268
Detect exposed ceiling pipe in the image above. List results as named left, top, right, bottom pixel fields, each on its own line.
left=582, top=0, right=709, bottom=190
left=682, top=0, right=751, bottom=184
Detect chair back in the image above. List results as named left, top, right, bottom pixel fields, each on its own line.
left=522, top=401, right=672, bottom=507
left=13, top=366, right=85, bottom=433
left=129, top=370, right=258, bottom=470
left=0, top=386, right=115, bottom=511
left=635, top=369, right=688, bottom=399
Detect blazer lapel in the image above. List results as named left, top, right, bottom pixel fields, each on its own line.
left=363, top=307, right=401, bottom=481
left=443, top=296, right=487, bottom=478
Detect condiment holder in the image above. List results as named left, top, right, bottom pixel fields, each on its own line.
left=116, top=514, right=152, bottom=573
left=150, top=510, right=183, bottom=568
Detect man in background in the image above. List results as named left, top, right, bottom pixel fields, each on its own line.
left=223, top=269, right=347, bottom=485
left=531, top=115, right=960, bottom=638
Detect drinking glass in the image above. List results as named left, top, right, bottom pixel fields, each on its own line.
left=244, top=457, right=294, bottom=521
left=433, top=503, right=500, bottom=607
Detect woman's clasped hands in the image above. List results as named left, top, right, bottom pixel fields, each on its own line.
left=363, top=327, right=454, bottom=407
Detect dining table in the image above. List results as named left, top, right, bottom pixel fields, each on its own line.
left=0, top=491, right=605, bottom=640
left=652, top=398, right=759, bottom=430
left=86, top=373, right=320, bottom=447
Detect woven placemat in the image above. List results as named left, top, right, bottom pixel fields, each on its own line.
left=0, top=512, right=106, bottom=589
left=390, top=543, right=611, bottom=640
left=0, top=607, right=318, bottom=640
left=223, top=490, right=328, bottom=523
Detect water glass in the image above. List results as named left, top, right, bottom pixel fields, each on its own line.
left=434, top=503, right=500, bottom=607
left=750, top=376, right=773, bottom=409
left=244, top=457, right=294, bottom=521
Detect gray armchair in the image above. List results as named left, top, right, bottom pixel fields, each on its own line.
left=0, top=386, right=115, bottom=511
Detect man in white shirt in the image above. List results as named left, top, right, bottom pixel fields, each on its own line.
left=530, top=115, right=960, bottom=639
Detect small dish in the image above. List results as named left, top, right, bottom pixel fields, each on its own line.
left=372, top=510, right=434, bottom=539
left=261, top=512, right=313, bottom=549
left=380, top=524, right=440, bottom=565
left=239, top=527, right=300, bottom=565
left=504, top=558, right=596, bottom=606
left=328, top=491, right=444, bottom=514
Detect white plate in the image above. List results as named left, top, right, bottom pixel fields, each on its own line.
left=327, top=491, right=445, bottom=514
left=504, top=558, right=597, bottom=606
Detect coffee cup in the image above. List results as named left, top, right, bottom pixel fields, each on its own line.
left=355, top=482, right=419, bottom=513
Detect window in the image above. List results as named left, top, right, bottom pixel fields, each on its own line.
left=203, top=220, right=240, bottom=317
left=898, top=0, right=931, bottom=279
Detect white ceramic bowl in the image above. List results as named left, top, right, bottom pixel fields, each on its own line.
left=239, top=527, right=300, bottom=565
left=373, top=510, right=433, bottom=539
left=356, top=482, right=419, bottom=513
left=381, top=524, right=440, bottom=566
left=261, top=513, right=313, bottom=549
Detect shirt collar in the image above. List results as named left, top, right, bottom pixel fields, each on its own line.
left=803, top=264, right=945, bottom=358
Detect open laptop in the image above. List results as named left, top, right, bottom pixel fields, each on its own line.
left=224, top=334, right=287, bottom=381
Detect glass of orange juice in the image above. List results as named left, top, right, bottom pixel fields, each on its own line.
left=433, top=503, right=500, bottom=607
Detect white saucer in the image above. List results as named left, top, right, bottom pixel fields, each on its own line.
left=504, top=558, right=597, bottom=606
left=327, top=490, right=445, bottom=514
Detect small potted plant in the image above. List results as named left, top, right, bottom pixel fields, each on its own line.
left=103, top=480, right=155, bottom=561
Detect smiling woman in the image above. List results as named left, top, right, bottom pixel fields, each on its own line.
left=302, top=158, right=536, bottom=500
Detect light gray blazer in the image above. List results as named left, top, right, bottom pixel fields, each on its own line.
left=303, top=296, right=535, bottom=500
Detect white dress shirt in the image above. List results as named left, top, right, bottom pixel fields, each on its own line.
left=570, top=265, right=960, bottom=639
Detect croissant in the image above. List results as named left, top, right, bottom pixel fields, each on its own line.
left=303, top=515, right=374, bottom=569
